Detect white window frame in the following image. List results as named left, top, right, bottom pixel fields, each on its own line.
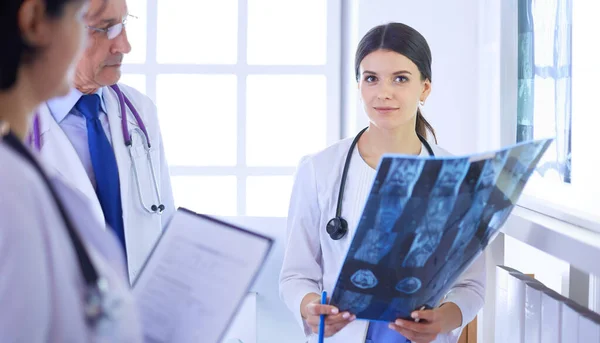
left=122, top=0, right=342, bottom=216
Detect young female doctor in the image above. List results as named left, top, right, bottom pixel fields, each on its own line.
left=0, top=0, right=142, bottom=341
left=279, top=23, right=485, bottom=343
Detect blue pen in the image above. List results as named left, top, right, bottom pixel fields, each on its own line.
left=318, top=291, right=327, bottom=343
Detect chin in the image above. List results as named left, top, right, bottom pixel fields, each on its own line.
left=368, top=113, right=416, bottom=132
left=369, top=118, right=405, bottom=132
left=98, top=68, right=122, bottom=86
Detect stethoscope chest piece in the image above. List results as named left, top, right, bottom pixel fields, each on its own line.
left=326, top=217, right=348, bottom=240
left=84, top=278, right=110, bottom=326
left=84, top=277, right=125, bottom=334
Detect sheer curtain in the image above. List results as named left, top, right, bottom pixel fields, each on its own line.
left=517, top=0, right=572, bottom=183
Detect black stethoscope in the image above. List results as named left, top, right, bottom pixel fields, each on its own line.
left=326, top=127, right=435, bottom=240
left=2, top=126, right=110, bottom=329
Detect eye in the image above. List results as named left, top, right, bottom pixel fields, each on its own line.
left=364, top=75, right=377, bottom=83
left=395, top=75, right=409, bottom=83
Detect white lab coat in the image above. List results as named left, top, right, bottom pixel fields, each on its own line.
left=279, top=136, right=486, bottom=343
left=35, top=83, right=176, bottom=282
left=0, top=137, right=143, bottom=342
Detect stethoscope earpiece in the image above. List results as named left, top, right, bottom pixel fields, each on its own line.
left=150, top=204, right=165, bottom=213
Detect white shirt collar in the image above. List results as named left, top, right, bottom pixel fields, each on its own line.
left=46, top=87, right=107, bottom=123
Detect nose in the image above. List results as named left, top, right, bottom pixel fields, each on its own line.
left=376, top=81, right=393, bottom=100
left=111, top=26, right=132, bottom=55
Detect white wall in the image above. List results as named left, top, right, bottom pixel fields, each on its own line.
left=342, top=0, right=482, bottom=156
left=220, top=216, right=306, bottom=343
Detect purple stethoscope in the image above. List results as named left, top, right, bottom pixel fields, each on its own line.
left=30, top=84, right=165, bottom=214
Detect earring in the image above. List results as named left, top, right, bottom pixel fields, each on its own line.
left=0, top=121, right=9, bottom=137
left=419, top=100, right=425, bottom=106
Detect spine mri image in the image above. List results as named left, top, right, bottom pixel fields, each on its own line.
left=330, top=138, right=553, bottom=322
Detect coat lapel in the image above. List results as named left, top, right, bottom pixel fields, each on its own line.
left=37, top=103, right=105, bottom=225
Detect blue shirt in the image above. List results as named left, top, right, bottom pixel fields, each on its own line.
left=46, top=87, right=111, bottom=189
left=366, top=321, right=408, bottom=343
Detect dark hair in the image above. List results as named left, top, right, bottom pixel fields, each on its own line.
left=355, top=22, right=437, bottom=143
left=0, top=0, right=100, bottom=90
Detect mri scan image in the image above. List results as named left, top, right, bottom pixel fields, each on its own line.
left=330, top=139, right=552, bottom=321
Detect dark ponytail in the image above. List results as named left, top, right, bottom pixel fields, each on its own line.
left=355, top=22, right=438, bottom=143
left=416, top=108, right=437, bottom=144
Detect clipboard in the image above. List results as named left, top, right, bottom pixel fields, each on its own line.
left=131, top=207, right=274, bottom=343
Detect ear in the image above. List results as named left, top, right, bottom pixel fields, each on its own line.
left=420, top=79, right=432, bottom=103
left=18, top=0, right=54, bottom=49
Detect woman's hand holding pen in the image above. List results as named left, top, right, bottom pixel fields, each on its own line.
left=300, top=293, right=356, bottom=337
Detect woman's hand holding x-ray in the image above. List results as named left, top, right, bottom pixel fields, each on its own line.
left=389, top=302, right=463, bottom=343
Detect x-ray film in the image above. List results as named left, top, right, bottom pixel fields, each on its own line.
left=329, top=138, right=553, bottom=322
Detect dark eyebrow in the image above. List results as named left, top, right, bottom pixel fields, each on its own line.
left=362, top=70, right=412, bottom=75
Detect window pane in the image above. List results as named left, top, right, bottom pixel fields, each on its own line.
left=246, top=176, right=293, bottom=217
left=247, top=0, right=326, bottom=65
left=157, top=0, right=237, bottom=64
left=571, top=0, right=600, bottom=198
left=246, top=75, right=327, bottom=166
left=157, top=75, right=237, bottom=166
left=119, top=74, right=146, bottom=95
left=123, top=0, right=146, bottom=64
left=518, top=0, right=600, bottom=224
left=171, top=176, right=237, bottom=216
left=532, top=76, right=556, bottom=139
left=532, top=0, right=557, bottom=67
left=518, top=0, right=571, bottom=186
left=531, top=75, right=557, bottom=173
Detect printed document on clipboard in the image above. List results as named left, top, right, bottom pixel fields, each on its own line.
left=131, top=208, right=273, bottom=343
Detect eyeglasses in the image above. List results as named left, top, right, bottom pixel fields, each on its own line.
left=86, top=14, right=137, bottom=40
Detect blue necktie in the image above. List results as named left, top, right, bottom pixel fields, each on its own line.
left=76, top=94, right=127, bottom=259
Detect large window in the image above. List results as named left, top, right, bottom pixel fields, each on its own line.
left=516, top=0, right=600, bottom=230
left=121, top=0, right=341, bottom=217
